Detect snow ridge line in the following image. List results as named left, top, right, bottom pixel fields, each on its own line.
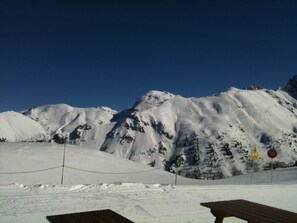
left=0, top=165, right=163, bottom=175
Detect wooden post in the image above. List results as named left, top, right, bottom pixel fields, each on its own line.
left=251, top=160, right=254, bottom=184
left=61, top=141, right=66, bottom=185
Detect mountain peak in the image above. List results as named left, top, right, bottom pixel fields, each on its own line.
left=284, top=75, right=297, bottom=99
left=133, top=90, right=176, bottom=110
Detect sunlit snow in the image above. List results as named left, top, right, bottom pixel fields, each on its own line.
left=0, top=143, right=296, bottom=223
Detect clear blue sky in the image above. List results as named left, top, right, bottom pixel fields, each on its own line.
left=1, top=0, right=296, bottom=112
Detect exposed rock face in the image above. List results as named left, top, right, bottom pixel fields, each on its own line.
left=284, top=75, right=297, bottom=99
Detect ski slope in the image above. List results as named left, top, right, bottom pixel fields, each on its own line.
left=0, top=143, right=296, bottom=223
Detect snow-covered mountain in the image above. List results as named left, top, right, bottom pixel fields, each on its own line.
left=20, top=104, right=117, bottom=145
left=1, top=75, right=297, bottom=178
left=0, top=111, right=48, bottom=142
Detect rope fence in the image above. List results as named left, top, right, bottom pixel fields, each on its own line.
left=65, top=165, right=162, bottom=174
left=0, top=166, right=62, bottom=174
left=0, top=165, right=162, bottom=175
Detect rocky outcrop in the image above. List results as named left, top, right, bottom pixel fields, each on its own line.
left=284, top=75, right=297, bottom=99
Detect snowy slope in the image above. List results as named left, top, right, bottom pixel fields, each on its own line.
left=0, top=142, right=296, bottom=223
left=0, top=111, right=48, bottom=142
left=0, top=142, right=197, bottom=185
left=1, top=182, right=296, bottom=223
left=0, top=142, right=296, bottom=185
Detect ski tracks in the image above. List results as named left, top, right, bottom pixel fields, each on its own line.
left=0, top=183, right=196, bottom=222
left=2, top=183, right=278, bottom=223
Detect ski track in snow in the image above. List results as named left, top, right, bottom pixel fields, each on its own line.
left=1, top=183, right=297, bottom=223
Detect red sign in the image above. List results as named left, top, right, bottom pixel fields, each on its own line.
left=267, top=149, right=277, bottom=158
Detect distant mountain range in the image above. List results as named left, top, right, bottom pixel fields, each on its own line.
left=1, top=75, right=297, bottom=178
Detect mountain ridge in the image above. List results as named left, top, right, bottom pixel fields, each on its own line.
left=1, top=76, right=297, bottom=178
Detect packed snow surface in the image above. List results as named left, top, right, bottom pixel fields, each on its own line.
left=0, top=143, right=296, bottom=223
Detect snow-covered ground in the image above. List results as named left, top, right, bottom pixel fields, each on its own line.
left=0, top=143, right=296, bottom=223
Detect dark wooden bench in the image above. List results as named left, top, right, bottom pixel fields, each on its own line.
left=46, top=209, right=134, bottom=223
left=201, top=199, right=297, bottom=223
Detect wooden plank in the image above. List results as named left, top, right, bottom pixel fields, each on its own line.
left=60, top=214, right=81, bottom=223
left=46, top=209, right=134, bottom=223
left=71, top=212, right=96, bottom=223
left=221, top=200, right=279, bottom=223
left=85, top=210, right=115, bottom=223
left=201, top=199, right=297, bottom=223
left=104, top=209, right=134, bottom=223
left=47, top=214, right=81, bottom=223
left=216, top=200, right=276, bottom=223
left=46, top=215, right=65, bottom=223
left=229, top=200, right=297, bottom=223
